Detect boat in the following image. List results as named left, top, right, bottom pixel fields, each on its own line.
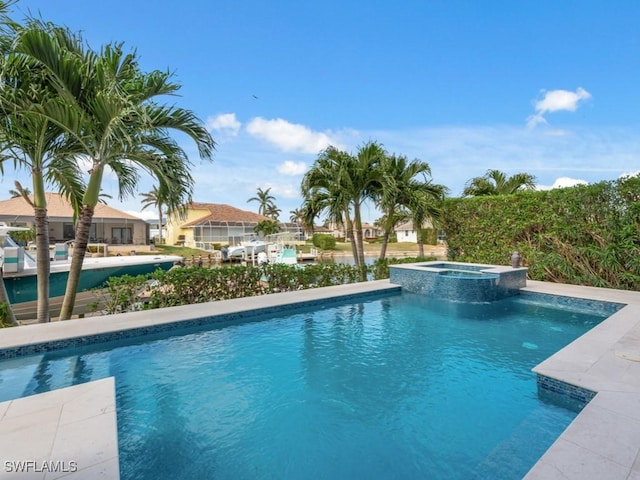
left=265, top=233, right=299, bottom=265
left=223, top=234, right=314, bottom=266
left=0, top=223, right=182, bottom=304
left=225, top=237, right=268, bottom=261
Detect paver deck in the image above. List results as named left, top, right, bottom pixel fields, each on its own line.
left=522, top=280, right=640, bottom=479
left=0, top=377, right=119, bottom=479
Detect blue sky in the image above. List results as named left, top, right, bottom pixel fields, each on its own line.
left=6, top=0, right=640, bottom=222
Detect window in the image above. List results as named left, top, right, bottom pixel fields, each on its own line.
left=111, top=227, right=132, bottom=244
left=63, top=223, right=75, bottom=240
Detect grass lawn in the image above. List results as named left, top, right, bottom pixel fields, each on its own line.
left=333, top=241, right=421, bottom=253
left=153, top=244, right=208, bottom=258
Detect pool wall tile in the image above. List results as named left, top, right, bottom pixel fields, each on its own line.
left=0, top=284, right=401, bottom=360
left=536, top=374, right=597, bottom=411
left=389, top=261, right=527, bottom=302
left=519, top=291, right=625, bottom=316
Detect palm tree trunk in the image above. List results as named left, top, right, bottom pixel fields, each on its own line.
left=345, top=215, right=359, bottom=266
left=417, top=226, right=425, bottom=258
left=353, top=204, right=366, bottom=266
left=59, top=205, right=93, bottom=320
left=353, top=205, right=368, bottom=281
left=34, top=205, right=50, bottom=323
left=379, top=214, right=394, bottom=261
left=379, top=231, right=390, bottom=260
left=158, top=207, right=163, bottom=244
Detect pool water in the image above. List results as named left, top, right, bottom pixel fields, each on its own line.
left=0, top=292, right=606, bottom=479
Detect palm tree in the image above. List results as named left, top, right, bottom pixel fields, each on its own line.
left=350, top=142, right=386, bottom=267
left=263, top=203, right=281, bottom=220
left=298, top=198, right=319, bottom=237
left=374, top=154, right=445, bottom=260
left=140, top=185, right=167, bottom=244
left=302, top=142, right=384, bottom=271
left=302, top=147, right=356, bottom=261
left=409, top=186, right=447, bottom=258
left=13, top=27, right=215, bottom=320
left=247, top=187, right=276, bottom=216
left=289, top=208, right=303, bottom=224
left=8, top=182, right=31, bottom=198
left=0, top=21, right=85, bottom=323
left=254, top=219, right=280, bottom=237
left=463, top=169, right=536, bottom=196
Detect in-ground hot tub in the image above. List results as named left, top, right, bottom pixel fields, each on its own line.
left=389, top=261, right=528, bottom=302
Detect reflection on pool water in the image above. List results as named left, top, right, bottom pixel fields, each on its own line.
left=0, top=292, right=608, bottom=480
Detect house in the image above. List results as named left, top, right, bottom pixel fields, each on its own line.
left=165, top=202, right=275, bottom=248
left=394, top=219, right=436, bottom=243
left=0, top=193, right=149, bottom=245
left=147, top=218, right=166, bottom=243
left=324, top=221, right=384, bottom=240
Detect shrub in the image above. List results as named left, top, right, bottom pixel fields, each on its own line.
left=312, top=233, right=336, bottom=250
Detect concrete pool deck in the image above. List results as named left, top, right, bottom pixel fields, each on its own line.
left=0, top=377, right=119, bottom=479
left=0, top=278, right=639, bottom=478
left=521, top=280, right=640, bottom=479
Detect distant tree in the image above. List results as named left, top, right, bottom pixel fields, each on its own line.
left=8, top=182, right=31, bottom=199
left=463, top=169, right=536, bottom=196
left=289, top=208, right=303, bottom=224
left=247, top=187, right=276, bottom=216
left=140, top=185, right=168, bottom=244
left=254, top=219, right=280, bottom=237
left=264, top=203, right=281, bottom=220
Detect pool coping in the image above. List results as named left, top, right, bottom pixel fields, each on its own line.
left=0, top=377, right=119, bottom=479
left=0, top=280, right=401, bottom=358
left=521, top=280, right=640, bottom=479
left=1, top=278, right=640, bottom=479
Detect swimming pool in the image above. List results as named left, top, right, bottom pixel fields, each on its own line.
left=0, top=290, right=608, bottom=479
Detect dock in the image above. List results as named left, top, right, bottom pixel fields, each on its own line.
left=297, top=252, right=318, bottom=262
left=12, top=290, right=103, bottom=324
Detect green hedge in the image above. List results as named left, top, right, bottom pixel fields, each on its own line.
left=440, top=176, right=640, bottom=289
left=312, top=233, right=336, bottom=249
left=90, top=257, right=437, bottom=314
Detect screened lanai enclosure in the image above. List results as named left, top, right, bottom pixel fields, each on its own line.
left=189, top=221, right=305, bottom=250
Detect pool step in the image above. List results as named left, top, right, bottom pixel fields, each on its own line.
left=471, top=410, right=559, bottom=479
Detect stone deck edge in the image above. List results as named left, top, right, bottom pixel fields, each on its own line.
left=0, top=280, right=401, bottom=357
left=522, top=280, right=640, bottom=480
left=0, top=377, right=119, bottom=479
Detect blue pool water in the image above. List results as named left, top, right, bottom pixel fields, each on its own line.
left=0, top=292, right=607, bottom=479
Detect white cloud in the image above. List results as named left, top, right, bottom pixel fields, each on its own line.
left=277, top=160, right=307, bottom=176
left=246, top=117, right=338, bottom=154
left=537, top=177, right=589, bottom=190
left=620, top=170, right=640, bottom=179
left=125, top=210, right=154, bottom=220
left=269, top=183, right=300, bottom=199
left=207, top=113, right=241, bottom=136
left=15, top=120, right=638, bottom=225
left=527, top=87, right=591, bottom=128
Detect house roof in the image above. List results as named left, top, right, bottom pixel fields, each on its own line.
left=0, top=193, right=144, bottom=221
left=396, top=219, right=434, bottom=231
left=180, top=203, right=271, bottom=227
